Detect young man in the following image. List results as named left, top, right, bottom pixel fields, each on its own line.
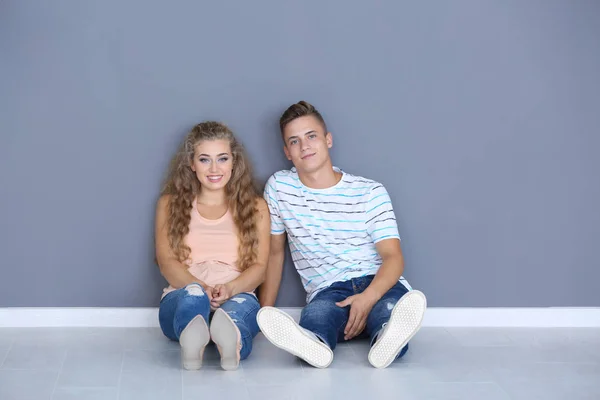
left=257, top=101, right=427, bottom=369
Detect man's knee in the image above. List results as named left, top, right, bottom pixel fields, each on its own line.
left=378, top=297, right=399, bottom=311
left=301, top=299, right=344, bottom=322
left=370, top=297, right=399, bottom=318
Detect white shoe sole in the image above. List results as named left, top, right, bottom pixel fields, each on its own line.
left=256, top=307, right=333, bottom=369
left=210, top=308, right=241, bottom=371
left=179, top=314, right=210, bottom=370
left=368, top=290, right=427, bottom=369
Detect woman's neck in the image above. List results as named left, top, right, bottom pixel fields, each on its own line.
left=197, top=189, right=227, bottom=206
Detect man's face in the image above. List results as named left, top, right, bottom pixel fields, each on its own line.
left=282, top=115, right=332, bottom=174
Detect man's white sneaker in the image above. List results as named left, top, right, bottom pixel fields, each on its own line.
left=257, top=306, right=333, bottom=368
left=368, top=290, right=427, bottom=369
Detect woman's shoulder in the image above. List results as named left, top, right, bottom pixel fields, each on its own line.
left=253, top=197, right=270, bottom=228
left=157, top=194, right=172, bottom=208
left=254, top=196, right=268, bottom=212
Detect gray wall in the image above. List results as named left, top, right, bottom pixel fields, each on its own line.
left=1, top=0, right=599, bottom=307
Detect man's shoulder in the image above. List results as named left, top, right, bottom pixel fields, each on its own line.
left=267, top=169, right=298, bottom=184
left=265, top=169, right=299, bottom=191
left=265, top=169, right=303, bottom=203
left=340, top=170, right=386, bottom=194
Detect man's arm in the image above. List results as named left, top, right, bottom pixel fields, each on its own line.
left=362, top=238, right=404, bottom=301
left=336, top=183, right=405, bottom=339
left=258, top=233, right=287, bottom=307
left=336, top=238, right=404, bottom=340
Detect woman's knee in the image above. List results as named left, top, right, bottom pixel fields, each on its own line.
left=223, top=296, right=260, bottom=337
left=181, top=284, right=210, bottom=302
left=223, top=293, right=259, bottom=309
left=183, top=283, right=207, bottom=296
left=177, top=284, right=210, bottom=311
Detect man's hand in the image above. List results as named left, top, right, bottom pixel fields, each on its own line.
left=336, top=291, right=379, bottom=340
left=210, top=283, right=233, bottom=309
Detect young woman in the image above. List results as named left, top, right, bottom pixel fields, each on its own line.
left=155, top=121, right=270, bottom=371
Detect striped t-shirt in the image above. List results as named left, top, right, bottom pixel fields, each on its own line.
left=263, top=167, right=411, bottom=302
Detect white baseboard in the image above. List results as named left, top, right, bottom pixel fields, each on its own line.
left=1, top=307, right=599, bottom=328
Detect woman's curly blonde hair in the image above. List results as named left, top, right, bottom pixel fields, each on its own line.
left=161, top=121, right=259, bottom=270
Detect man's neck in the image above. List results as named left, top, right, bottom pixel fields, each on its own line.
left=297, top=164, right=342, bottom=189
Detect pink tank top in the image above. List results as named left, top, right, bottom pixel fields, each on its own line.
left=162, top=198, right=243, bottom=298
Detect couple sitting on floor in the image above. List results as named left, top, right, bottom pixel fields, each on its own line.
left=155, top=101, right=427, bottom=371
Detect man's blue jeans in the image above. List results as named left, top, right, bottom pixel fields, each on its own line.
left=299, top=275, right=410, bottom=359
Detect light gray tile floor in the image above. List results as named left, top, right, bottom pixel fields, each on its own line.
left=0, top=327, right=598, bottom=400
